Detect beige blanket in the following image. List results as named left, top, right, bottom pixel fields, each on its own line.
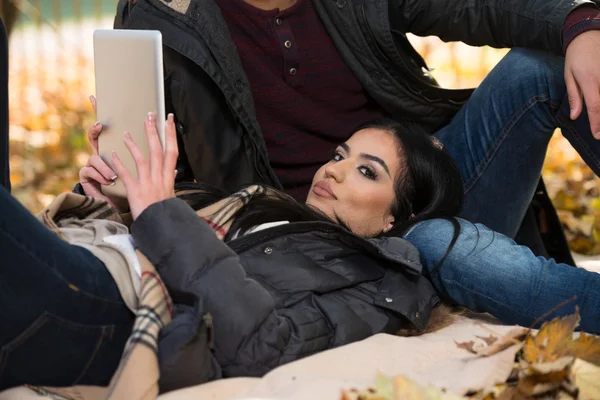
left=0, top=314, right=522, bottom=400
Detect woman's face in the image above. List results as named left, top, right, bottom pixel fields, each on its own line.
left=306, top=128, right=401, bottom=237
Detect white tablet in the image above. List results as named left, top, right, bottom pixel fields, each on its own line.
left=93, top=29, right=165, bottom=199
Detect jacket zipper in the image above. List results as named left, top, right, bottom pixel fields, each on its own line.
left=202, top=313, right=214, bottom=349
left=228, top=222, right=339, bottom=253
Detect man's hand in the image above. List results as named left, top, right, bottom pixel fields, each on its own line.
left=565, top=30, right=600, bottom=139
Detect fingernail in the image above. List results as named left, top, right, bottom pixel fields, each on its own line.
left=148, top=112, right=154, bottom=121
left=111, top=175, right=117, bottom=180
left=110, top=181, right=116, bottom=186
left=124, top=131, right=131, bottom=139
left=89, top=95, right=94, bottom=103
left=93, top=121, right=100, bottom=127
left=168, top=113, right=174, bottom=120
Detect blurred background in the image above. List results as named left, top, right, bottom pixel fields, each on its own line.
left=2, top=0, right=600, bottom=254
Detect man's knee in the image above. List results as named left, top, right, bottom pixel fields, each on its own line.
left=500, top=48, right=564, bottom=85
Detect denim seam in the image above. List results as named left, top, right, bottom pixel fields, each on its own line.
left=73, top=326, right=113, bottom=384
left=556, top=114, right=600, bottom=171
left=464, top=93, right=551, bottom=192
left=0, top=229, right=124, bottom=306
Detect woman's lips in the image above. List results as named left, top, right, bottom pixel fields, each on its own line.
left=312, top=181, right=337, bottom=199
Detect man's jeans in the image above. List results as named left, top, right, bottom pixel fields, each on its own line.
left=403, top=48, right=600, bottom=333
left=0, top=186, right=134, bottom=390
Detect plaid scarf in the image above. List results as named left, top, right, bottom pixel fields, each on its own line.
left=26, top=185, right=266, bottom=400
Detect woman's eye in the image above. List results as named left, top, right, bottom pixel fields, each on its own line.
left=359, top=166, right=377, bottom=180
left=332, top=152, right=344, bottom=162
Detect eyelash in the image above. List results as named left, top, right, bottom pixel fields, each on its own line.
left=331, top=151, right=378, bottom=180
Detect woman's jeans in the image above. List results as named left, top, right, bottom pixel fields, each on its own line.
left=403, top=47, right=600, bottom=333
left=0, top=186, right=134, bottom=390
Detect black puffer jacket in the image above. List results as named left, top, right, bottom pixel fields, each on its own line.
left=130, top=198, right=439, bottom=390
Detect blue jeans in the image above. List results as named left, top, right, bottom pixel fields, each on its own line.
left=0, top=187, right=134, bottom=390
left=404, top=219, right=600, bottom=333
left=403, top=48, right=600, bottom=333
left=436, top=47, right=600, bottom=238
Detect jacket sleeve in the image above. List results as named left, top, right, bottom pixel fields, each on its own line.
left=390, top=0, right=597, bottom=55
left=130, top=198, right=353, bottom=375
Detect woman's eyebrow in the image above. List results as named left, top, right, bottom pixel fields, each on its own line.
left=339, top=142, right=350, bottom=152
left=341, top=142, right=391, bottom=177
left=361, top=153, right=391, bottom=177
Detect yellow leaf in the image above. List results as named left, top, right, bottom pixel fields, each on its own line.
left=393, top=375, right=463, bottom=400
left=522, top=310, right=580, bottom=364
left=557, top=333, right=600, bottom=366
left=591, top=198, right=600, bottom=211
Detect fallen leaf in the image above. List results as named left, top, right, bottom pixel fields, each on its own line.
left=495, top=386, right=528, bottom=400
left=375, top=372, right=395, bottom=400
left=393, top=375, right=464, bottom=400
left=572, top=358, right=600, bottom=400
left=476, top=335, right=499, bottom=346
left=557, top=333, right=600, bottom=366
left=342, top=373, right=466, bottom=400
left=456, top=328, right=527, bottom=357
left=522, top=310, right=580, bottom=364
left=519, top=380, right=562, bottom=397
left=455, top=340, right=477, bottom=354
left=528, top=357, right=574, bottom=375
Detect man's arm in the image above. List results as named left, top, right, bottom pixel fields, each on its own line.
left=389, top=0, right=597, bottom=55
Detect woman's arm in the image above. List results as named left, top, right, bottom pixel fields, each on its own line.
left=389, top=0, right=596, bottom=55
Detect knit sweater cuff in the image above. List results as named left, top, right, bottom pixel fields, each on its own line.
left=563, top=6, right=600, bottom=54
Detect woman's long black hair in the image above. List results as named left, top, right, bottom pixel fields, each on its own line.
left=176, top=118, right=463, bottom=271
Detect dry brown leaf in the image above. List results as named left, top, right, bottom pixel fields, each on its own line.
left=456, top=328, right=527, bottom=357
left=572, top=359, right=600, bottom=400
left=476, top=335, right=499, bottom=346
left=455, top=340, right=477, bottom=354
left=522, top=310, right=580, bottom=364
left=557, top=333, right=600, bottom=366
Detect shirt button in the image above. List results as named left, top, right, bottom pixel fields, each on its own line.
left=415, top=311, right=421, bottom=318
left=385, top=297, right=393, bottom=303
left=289, top=67, right=297, bottom=75
left=234, top=80, right=244, bottom=92
left=264, top=247, right=273, bottom=255
left=336, top=0, right=347, bottom=8
left=284, top=40, right=292, bottom=48
left=275, top=17, right=283, bottom=25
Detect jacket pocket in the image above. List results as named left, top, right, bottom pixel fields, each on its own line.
left=0, top=312, right=114, bottom=388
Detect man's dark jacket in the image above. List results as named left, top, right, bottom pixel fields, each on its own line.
left=115, top=0, right=594, bottom=191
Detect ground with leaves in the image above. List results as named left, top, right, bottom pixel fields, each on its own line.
left=342, top=309, right=600, bottom=400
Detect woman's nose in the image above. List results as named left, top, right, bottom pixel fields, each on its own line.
left=324, top=161, right=347, bottom=182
